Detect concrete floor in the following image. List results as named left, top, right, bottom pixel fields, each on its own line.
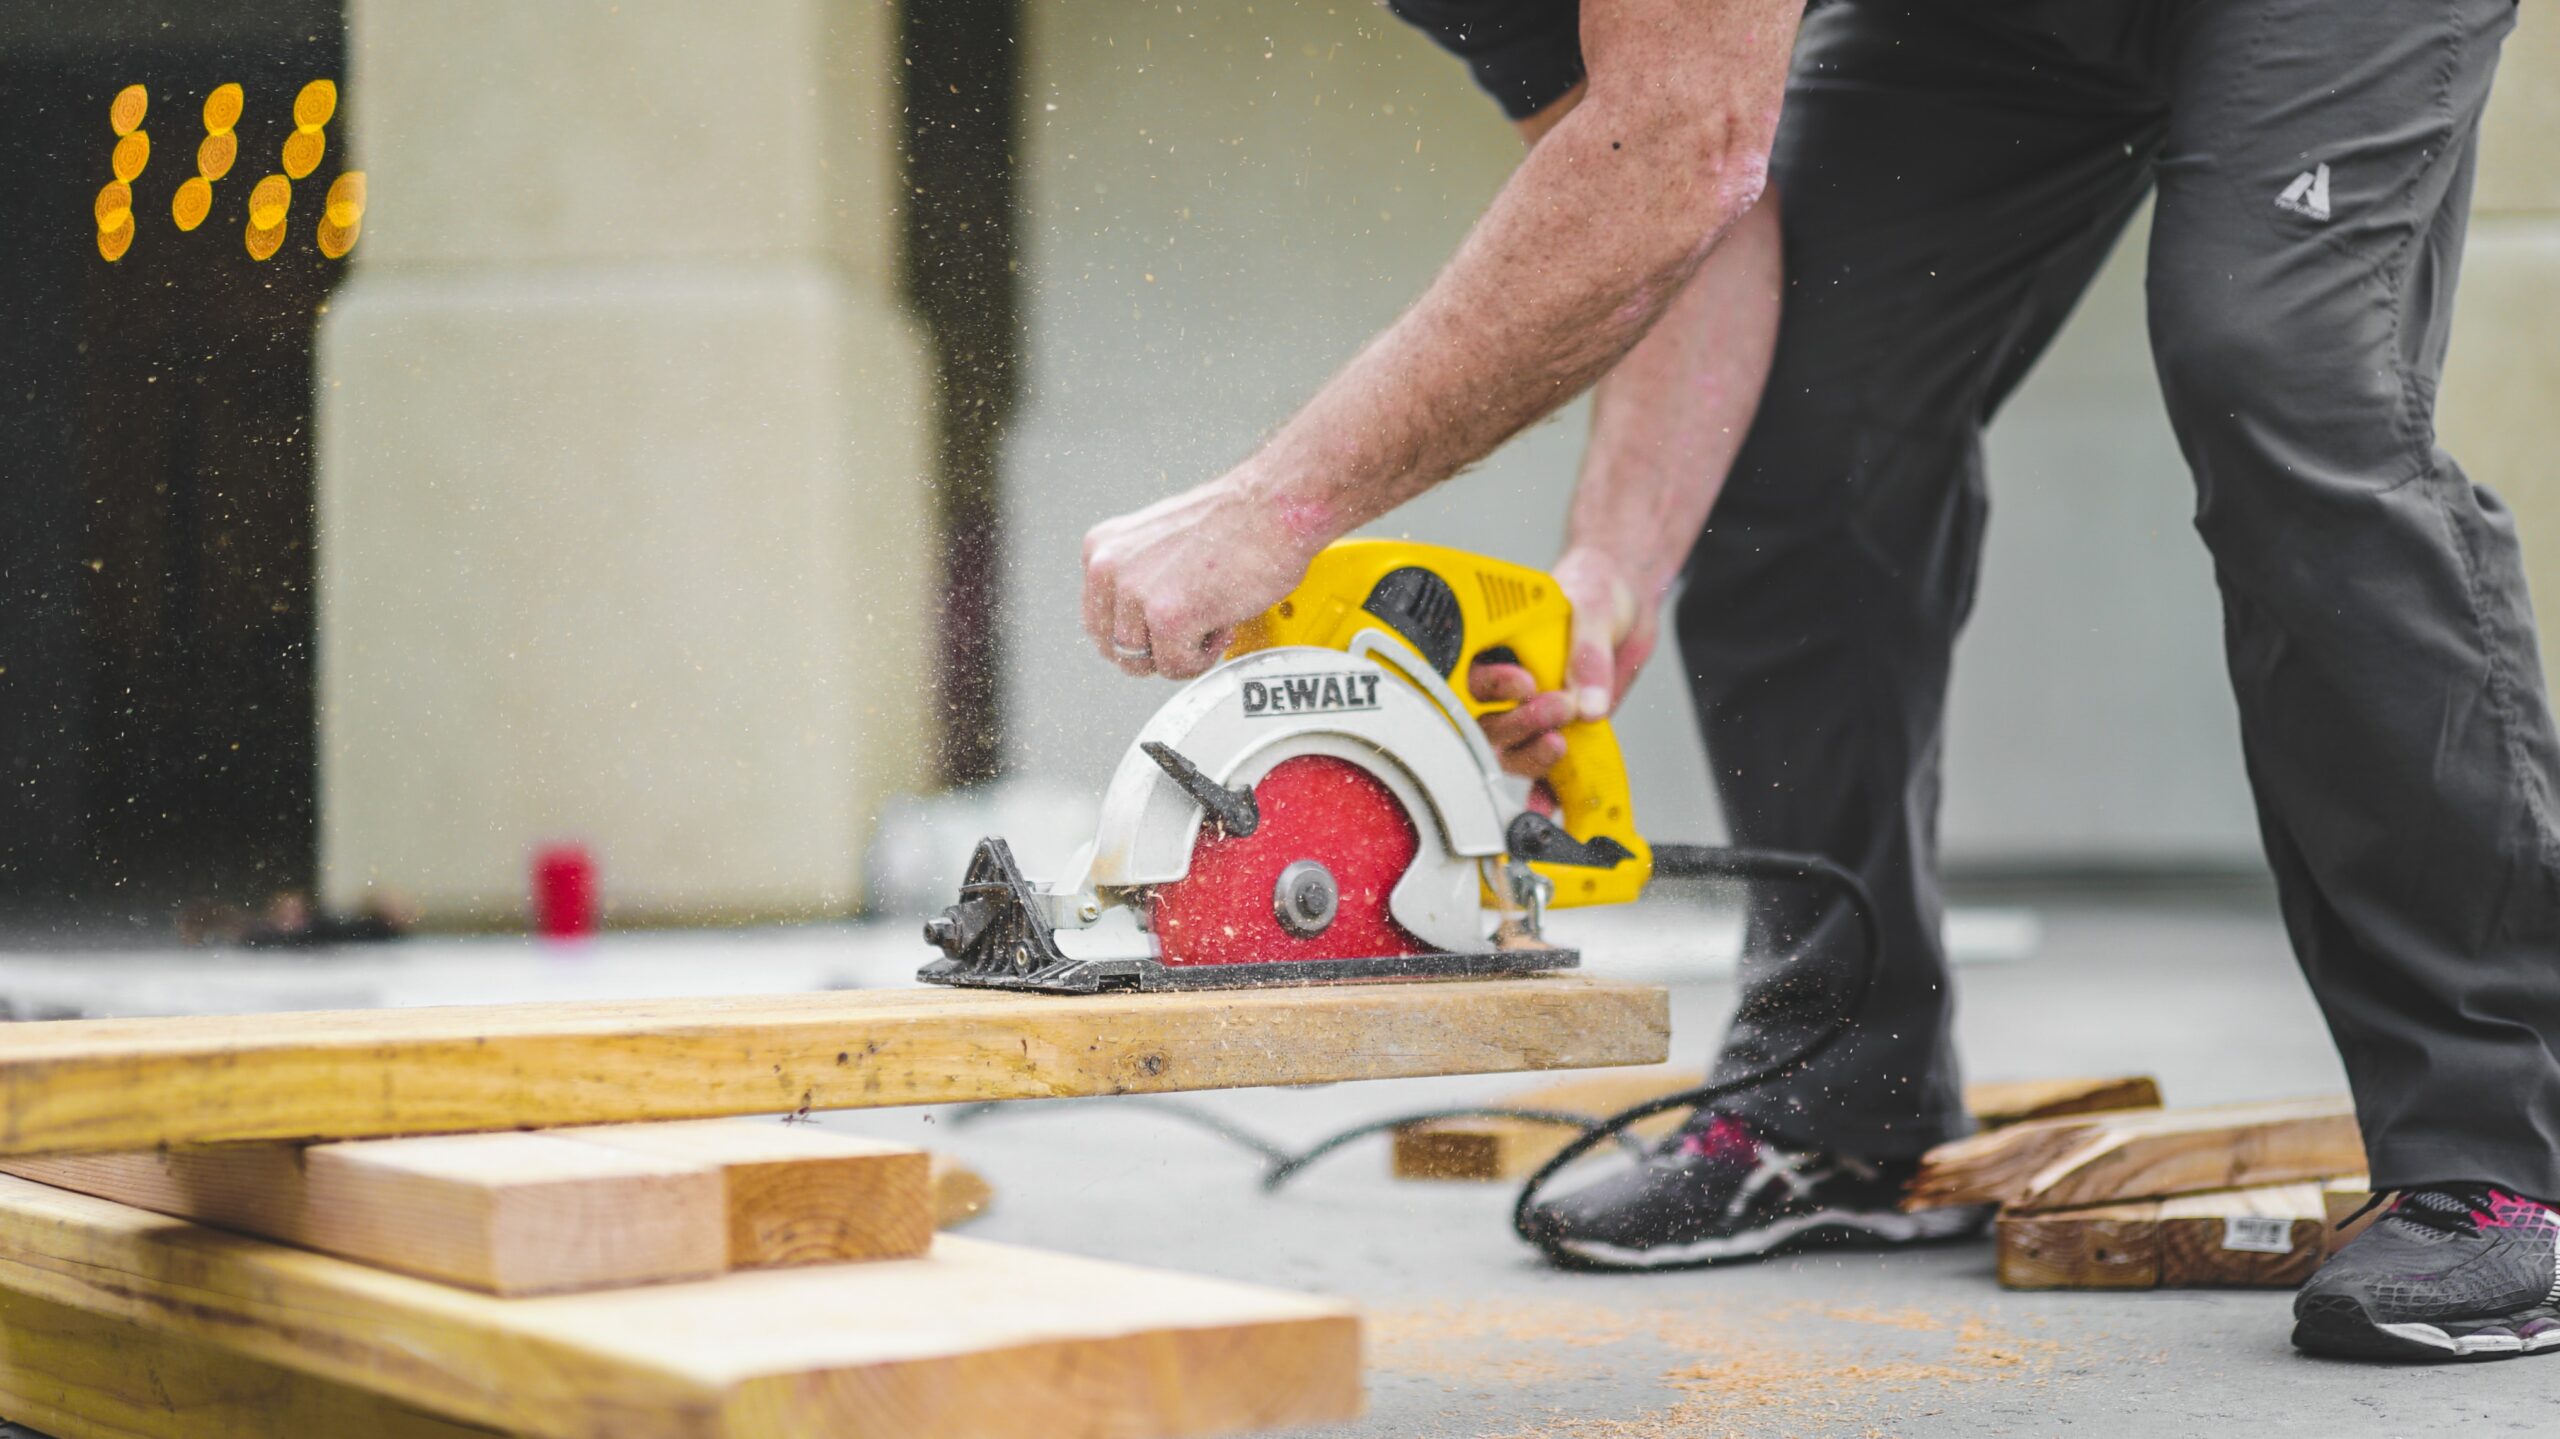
left=3, top=888, right=2555, bottom=1436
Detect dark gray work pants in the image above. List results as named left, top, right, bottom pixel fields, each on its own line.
left=1685, top=0, right=2560, bottom=1195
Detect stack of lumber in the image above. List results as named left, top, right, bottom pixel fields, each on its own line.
left=1903, top=1095, right=2374, bottom=1291
left=1391, top=1070, right=2161, bottom=1181
left=0, top=973, right=1669, bottom=1437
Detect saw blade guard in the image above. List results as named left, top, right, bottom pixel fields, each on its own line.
left=1227, top=538, right=1654, bottom=909
left=1076, top=644, right=1509, bottom=954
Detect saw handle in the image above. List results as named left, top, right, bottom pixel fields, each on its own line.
left=1234, top=539, right=1653, bottom=908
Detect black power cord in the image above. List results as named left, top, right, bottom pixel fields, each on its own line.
left=947, top=840, right=1884, bottom=1272
left=1509, top=841, right=1881, bottom=1271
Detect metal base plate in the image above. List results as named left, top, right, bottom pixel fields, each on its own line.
left=916, top=837, right=1577, bottom=994
left=918, top=944, right=1581, bottom=995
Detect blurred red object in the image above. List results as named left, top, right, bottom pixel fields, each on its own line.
left=532, top=844, right=598, bottom=938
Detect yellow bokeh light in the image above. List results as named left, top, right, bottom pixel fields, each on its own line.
left=247, top=174, right=291, bottom=231
left=111, top=130, right=150, bottom=183
left=244, top=216, right=285, bottom=262
left=173, top=176, right=213, bottom=232
left=198, top=130, right=237, bottom=182
left=203, top=82, right=244, bottom=134
left=317, top=214, right=360, bottom=260
left=292, top=79, right=337, bottom=131
left=325, top=171, right=367, bottom=227
left=98, top=214, right=135, bottom=262
left=109, top=84, right=147, bottom=137
left=94, top=181, right=132, bottom=230
left=281, top=126, right=326, bottom=180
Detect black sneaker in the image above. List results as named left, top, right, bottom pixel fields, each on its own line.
left=1520, top=1112, right=1987, bottom=1269
left=2293, top=1183, right=2560, bottom=1360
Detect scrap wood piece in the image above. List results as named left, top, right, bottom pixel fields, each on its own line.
left=1997, top=1180, right=2355, bottom=1290
left=1391, top=1068, right=2163, bottom=1182
left=931, top=1153, right=993, bottom=1228
left=0, top=1284, right=500, bottom=1439
left=1907, top=1097, right=2362, bottom=1213
left=0, top=974, right=1666, bottom=1157
left=556, top=1119, right=932, bottom=1266
left=0, top=1174, right=1360, bottom=1439
left=0, top=1131, right=726, bottom=1296
left=1963, top=1075, right=2163, bottom=1128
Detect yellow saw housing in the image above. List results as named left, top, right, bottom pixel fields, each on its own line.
left=1229, top=538, right=1654, bottom=910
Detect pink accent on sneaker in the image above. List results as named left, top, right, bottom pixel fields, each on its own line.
left=2479, top=1188, right=2559, bottom=1231
left=1676, top=1115, right=1762, bottom=1162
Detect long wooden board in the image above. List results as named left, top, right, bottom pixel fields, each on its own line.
left=557, top=1120, right=931, bottom=1266
left=0, top=1175, right=1361, bottom=1439
left=0, top=1132, right=727, bottom=1295
left=1907, top=1097, right=2363, bottom=1212
left=0, top=975, right=1666, bottom=1156
left=1997, top=1181, right=2351, bottom=1290
left=0, top=1284, right=501, bottom=1439
left=1392, top=1070, right=2161, bottom=1181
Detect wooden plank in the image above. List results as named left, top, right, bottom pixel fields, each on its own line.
left=557, top=1119, right=932, bottom=1266
left=2156, top=1184, right=2330, bottom=1287
left=1997, top=1182, right=2351, bottom=1290
left=1907, top=1097, right=2364, bottom=1212
left=1996, top=1201, right=2162, bottom=1290
left=931, top=1153, right=993, bottom=1229
left=1391, top=1069, right=2163, bottom=1182
left=0, top=1284, right=501, bottom=1439
left=1964, top=1075, right=2163, bottom=1128
left=0, top=1174, right=1361, bottom=1439
left=0, top=1132, right=726, bottom=1296
left=0, top=975, right=1666, bottom=1156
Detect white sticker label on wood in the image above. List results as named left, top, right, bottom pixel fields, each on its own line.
left=2221, top=1216, right=2295, bottom=1254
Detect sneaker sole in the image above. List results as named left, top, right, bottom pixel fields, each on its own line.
left=2292, top=1294, right=2560, bottom=1362
left=1546, top=1203, right=1985, bottom=1271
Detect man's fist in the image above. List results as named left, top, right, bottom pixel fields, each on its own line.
left=1081, top=478, right=1320, bottom=680
left=1468, top=547, right=1657, bottom=780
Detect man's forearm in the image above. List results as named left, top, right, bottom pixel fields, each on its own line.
left=1237, top=0, right=1799, bottom=556
left=1567, top=190, right=1783, bottom=601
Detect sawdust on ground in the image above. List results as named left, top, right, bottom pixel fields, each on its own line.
left=1367, top=1295, right=2083, bottom=1438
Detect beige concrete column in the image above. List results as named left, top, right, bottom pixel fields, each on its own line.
left=2440, top=15, right=2560, bottom=676
left=317, top=1, right=931, bottom=923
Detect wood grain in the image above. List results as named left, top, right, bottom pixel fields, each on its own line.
left=0, top=1132, right=726, bottom=1295
left=0, top=1174, right=1362, bottom=1439
left=1963, top=1075, right=2162, bottom=1128
left=1391, top=1069, right=2163, bottom=1182
left=558, top=1119, right=932, bottom=1265
left=0, top=1285, right=500, bottom=1439
left=1996, top=1201, right=2161, bottom=1290
left=0, top=975, right=1667, bottom=1156
left=1909, top=1098, right=2363, bottom=1212
left=1997, top=1181, right=2349, bottom=1290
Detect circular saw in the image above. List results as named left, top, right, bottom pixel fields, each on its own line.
left=919, top=540, right=1656, bottom=993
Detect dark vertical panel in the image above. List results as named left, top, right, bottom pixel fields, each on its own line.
left=901, top=0, right=1024, bottom=788
left=0, top=2, right=344, bottom=922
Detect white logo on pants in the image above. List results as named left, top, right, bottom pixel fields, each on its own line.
left=2276, top=163, right=2332, bottom=221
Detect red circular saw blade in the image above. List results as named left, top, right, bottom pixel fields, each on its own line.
left=1148, top=754, right=1433, bottom=967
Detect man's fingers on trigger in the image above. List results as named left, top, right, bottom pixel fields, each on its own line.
left=1498, top=731, right=1567, bottom=778
left=1468, top=662, right=1538, bottom=703
left=1478, top=710, right=1543, bottom=751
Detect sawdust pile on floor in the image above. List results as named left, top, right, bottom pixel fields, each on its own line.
left=1369, top=1296, right=2077, bottom=1438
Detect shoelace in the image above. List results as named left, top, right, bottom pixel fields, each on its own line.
left=2338, top=1183, right=2512, bottom=1240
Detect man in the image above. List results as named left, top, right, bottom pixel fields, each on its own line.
left=1079, top=0, right=2560, bottom=1361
